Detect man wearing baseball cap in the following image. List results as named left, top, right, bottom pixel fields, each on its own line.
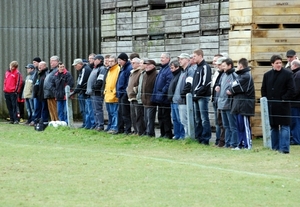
left=285, top=49, right=297, bottom=70
left=23, top=64, right=36, bottom=124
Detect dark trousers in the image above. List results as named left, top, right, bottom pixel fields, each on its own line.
left=118, top=93, right=132, bottom=133
left=158, top=103, right=173, bottom=138
left=144, top=106, right=157, bottom=137
left=5, top=93, right=18, bottom=122
left=130, top=101, right=145, bottom=135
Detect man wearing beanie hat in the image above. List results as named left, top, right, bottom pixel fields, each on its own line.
left=116, top=52, right=132, bottom=134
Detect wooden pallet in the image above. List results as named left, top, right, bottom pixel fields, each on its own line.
left=182, top=5, right=200, bottom=33
left=230, top=0, right=300, bottom=24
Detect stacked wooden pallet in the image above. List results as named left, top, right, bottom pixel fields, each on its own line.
left=229, top=0, right=300, bottom=137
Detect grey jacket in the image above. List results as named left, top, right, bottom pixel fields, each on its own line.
left=217, top=68, right=237, bottom=110
left=43, top=67, right=58, bottom=99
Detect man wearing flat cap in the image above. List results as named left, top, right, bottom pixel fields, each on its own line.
left=142, top=59, right=158, bottom=137
left=116, top=52, right=132, bottom=134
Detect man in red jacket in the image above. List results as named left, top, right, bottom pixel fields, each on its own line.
left=3, top=61, right=23, bottom=124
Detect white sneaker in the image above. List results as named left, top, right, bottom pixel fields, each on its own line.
left=231, top=147, right=241, bottom=151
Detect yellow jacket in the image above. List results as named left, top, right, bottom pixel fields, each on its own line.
left=104, top=64, right=120, bottom=103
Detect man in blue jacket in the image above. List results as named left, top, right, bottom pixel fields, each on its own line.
left=116, top=53, right=132, bottom=134
left=151, top=52, right=173, bottom=139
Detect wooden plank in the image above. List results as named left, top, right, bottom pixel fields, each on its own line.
left=101, top=0, right=117, bottom=10
left=181, top=5, right=200, bottom=34
left=229, top=9, right=252, bottom=25
left=116, top=41, right=133, bottom=54
left=229, top=1, right=252, bottom=10
left=253, top=15, right=300, bottom=24
left=253, top=1, right=300, bottom=8
left=147, top=9, right=166, bottom=35
left=229, top=30, right=251, bottom=39
left=220, top=2, right=229, bottom=15
left=116, top=0, right=132, bottom=8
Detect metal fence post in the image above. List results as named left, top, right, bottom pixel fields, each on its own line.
left=260, top=97, right=271, bottom=148
left=65, top=85, right=74, bottom=128
left=186, top=93, right=195, bottom=139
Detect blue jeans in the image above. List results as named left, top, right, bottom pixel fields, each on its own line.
left=144, top=106, right=157, bottom=137
left=178, top=104, right=188, bottom=137
left=57, top=100, right=67, bottom=122
left=106, top=103, right=118, bottom=131
left=291, top=107, right=300, bottom=144
left=221, top=110, right=238, bottom=148
left=194, top=97, right=211, bottom=144
left=91, top=96, right=104, bottom=128
left=85, top=97, right=95, bottom=129
left=25, top=98, right=34, bottom=123
left=171, top=103, right=185, bottom=139
left=78, top=94, right=86, bottom=127
left=271, top=125, right=290, bottom=153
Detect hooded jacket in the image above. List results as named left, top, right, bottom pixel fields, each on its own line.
left=229, top=67, right=255, bottom=116
left=52, top=69, right=74, bottom=100
left=3, top=68, right=23, bottom=94
left=217, top=68, right=236, bottom=110
left=104, top=63, right=120, bottom=103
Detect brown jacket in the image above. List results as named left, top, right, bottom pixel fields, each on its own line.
left=126, top=68, right=142, bottom=101
left=142, top=68, right=157, bottom=107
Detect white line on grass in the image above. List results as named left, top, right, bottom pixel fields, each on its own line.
left=3, top=141, right=300, bottom=182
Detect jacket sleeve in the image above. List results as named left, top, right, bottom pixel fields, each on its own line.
left=230, top=72, right=252, bottom=95
left=261, top=73, right=267, bottom=98
left=16, top=72, right=23, bottom=93
left=162, top=69, right=173, bottom=94
left=282, top=72, right=295, bottom=100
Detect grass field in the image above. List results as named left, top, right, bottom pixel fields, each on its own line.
left=0, top=122, right=299, bottom=207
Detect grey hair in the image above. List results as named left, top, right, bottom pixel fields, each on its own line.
left=50, top=55, right=60, bottom=61
left=132, top=57, right=141, bottom=63
left=169, top=59, right=180, bottom=68
left=292, top=59, right=300, bottom=67
left=161, top=52, right=171, bottom=59
left=109, top=55, right=118, bottom=63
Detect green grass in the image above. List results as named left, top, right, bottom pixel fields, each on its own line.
left=0, top=122, right=299, bottom=207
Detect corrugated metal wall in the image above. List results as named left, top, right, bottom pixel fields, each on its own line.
left=0, top=0, right=101, bottom=117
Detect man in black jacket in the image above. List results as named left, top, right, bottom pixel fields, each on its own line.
left=70, top=58, right=93, bottom=129
left=227, top=58, right=255, bottom=150
left=261, top=55, right=295, bottom=153
left=191, top=49, right=212, bottom=145
left=290, top=59, right=300, bottom=145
